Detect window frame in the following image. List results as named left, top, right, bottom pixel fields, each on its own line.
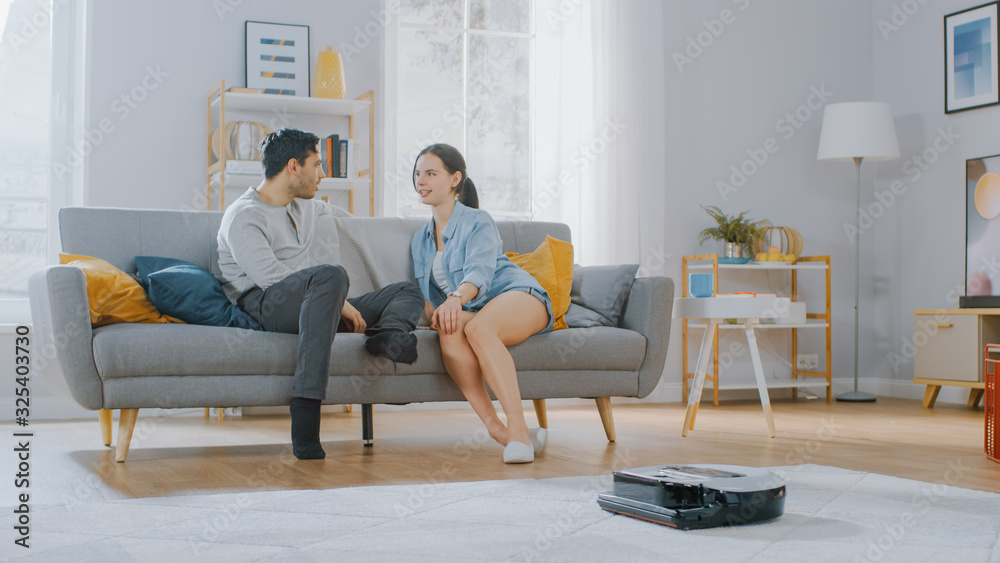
left=387, top=0, right=535, bottom=220
left=0, top=0, right=88, bottom=323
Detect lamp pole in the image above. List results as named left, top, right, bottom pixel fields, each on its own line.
left=838, top=156, right=877, bottom=402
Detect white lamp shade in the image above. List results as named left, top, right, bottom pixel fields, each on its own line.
left=817, top=102, right=900, bottom=162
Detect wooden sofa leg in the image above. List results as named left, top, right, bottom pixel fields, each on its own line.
left=595, top=397, right=616, bottom=442
left=115, top=409, right=139, bottom=463
left=99, top=409, right=113, bottom=447
left=362, top=404, right=373, bottom=447
left=532, top=399, right=548, bottom=429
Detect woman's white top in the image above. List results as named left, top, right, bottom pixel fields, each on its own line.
left=432, top=251, right=451, bottom=295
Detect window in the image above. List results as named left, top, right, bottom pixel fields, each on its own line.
left=395, top=0, right=533, bottom=219
left=0, top=0, right=50, bottom=301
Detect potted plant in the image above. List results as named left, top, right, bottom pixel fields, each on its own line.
left=697, top=206, right=771, bottom=258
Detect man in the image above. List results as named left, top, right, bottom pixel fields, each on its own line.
left=218, top=128, right=423, bottom=460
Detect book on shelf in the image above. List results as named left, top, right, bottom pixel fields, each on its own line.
left=338, top=139, right=348, bottom=178
left=321, top=134, right=340, bottom=178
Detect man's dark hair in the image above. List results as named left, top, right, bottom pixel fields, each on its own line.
left=260, top=128, right=320, bottom=179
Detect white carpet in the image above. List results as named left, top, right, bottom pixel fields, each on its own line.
left=6, top=464, right=1000, bottom=562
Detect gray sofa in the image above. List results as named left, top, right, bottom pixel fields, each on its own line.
left=29, top=207, right=674, bottom=461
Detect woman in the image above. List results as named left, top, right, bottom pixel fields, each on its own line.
left=410, top=144, right=553, bottom=463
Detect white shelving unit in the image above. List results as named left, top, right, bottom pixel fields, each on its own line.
left=206, top=80, right=374, bottom=215
left=681, top=254, right=832, bottom=403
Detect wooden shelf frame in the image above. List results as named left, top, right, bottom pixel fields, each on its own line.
left=681, top=254, right=833, bottom=405
left=205, top=80, right=375, bottom=215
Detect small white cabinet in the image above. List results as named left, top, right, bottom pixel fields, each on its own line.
left=912, top=308, right=1000, bottom=407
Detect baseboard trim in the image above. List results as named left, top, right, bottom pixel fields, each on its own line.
left=25, top=377, right=978, bottom=421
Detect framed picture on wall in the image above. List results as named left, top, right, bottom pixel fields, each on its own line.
left=945, top=2, right=1000, bottom=113
left=245, top=21, right=310, bottom=97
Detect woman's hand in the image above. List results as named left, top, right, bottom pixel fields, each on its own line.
left=431, top=296, right=463, bottom=335
left=341, top=301, right=366, bottom=333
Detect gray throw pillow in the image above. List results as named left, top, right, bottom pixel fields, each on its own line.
left=566, top=264, right=639, bottom=328
left=564, top=303, right=609, bottom=328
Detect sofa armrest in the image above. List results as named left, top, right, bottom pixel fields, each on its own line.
left=28, top=266, right=104, bottom=410
left=621, top=276, right=674, bottom=398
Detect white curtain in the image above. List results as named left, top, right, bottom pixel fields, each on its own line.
left=534, top=0, right=666, bottom=270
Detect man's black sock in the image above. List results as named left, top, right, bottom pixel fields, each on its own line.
left=365, top=330, right=418, bottom=364
left=289, top=397, right=325, bottom=460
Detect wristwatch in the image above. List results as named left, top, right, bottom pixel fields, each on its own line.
left=448, top=290, right=464, bottom=301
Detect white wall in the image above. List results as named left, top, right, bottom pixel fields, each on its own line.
left=17, top=0, right=390, bottom=420
left=646, top=0, right=877, bottom=402
left=83, top=0, right=384, bottom=215
left=31, top=1, right=980, bottom=419
left=871, top=0, right=1000, bottom=402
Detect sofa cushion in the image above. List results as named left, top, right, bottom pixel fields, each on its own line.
left=92, top=324, right=646, bottom=379
left=568, top=264, right=639, bottom=327
left=58, top=253, right=183, bottom=327
left=505, top=235, right=574, bottom=330
left=394, top=326, right=646, bottom=374
left=92, top=324, right=377, bottom=379
left=135, top=256, right=262, bottom=330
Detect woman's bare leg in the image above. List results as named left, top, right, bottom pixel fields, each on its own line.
left=438, top=311, right=509, bottom=445
left=463, top=291, right=548, bottom=447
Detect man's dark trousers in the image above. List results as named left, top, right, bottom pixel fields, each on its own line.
left=237, top=264, right=423, bottom=400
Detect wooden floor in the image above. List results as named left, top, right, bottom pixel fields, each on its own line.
left=6, top=397, right=999, bottom=504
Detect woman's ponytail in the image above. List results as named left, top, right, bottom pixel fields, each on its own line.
left=458, top=176, right=479, bottom=209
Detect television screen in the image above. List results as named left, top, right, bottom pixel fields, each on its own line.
left=964, top=154, right=1000, bottom=307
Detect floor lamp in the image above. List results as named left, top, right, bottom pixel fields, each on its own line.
left=817, top=102, right=899, bottom=403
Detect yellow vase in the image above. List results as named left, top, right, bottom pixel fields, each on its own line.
left=314, top=50, right=346, bottom=99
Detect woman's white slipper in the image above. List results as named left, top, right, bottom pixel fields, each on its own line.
left=530, top=427, right=547, bottom=454
left=503, top=440, right=534, bottom=463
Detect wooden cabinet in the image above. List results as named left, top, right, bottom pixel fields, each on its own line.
left=912, top=308, right=1000, bottom=407
left=681, top=254, right=832, bottom=405
left=205, top=80, right=374, bottom=215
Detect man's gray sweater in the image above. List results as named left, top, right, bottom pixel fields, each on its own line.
left=217, top=187, right=351, bottom=302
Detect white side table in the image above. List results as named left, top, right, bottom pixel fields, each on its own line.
left=673, top=296, right=791, bottom=438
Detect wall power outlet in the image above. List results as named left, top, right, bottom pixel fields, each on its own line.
left=796, top=354, right=819, bottom=370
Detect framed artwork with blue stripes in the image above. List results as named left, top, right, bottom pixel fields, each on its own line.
left=245, top=21, right=310, bottom=96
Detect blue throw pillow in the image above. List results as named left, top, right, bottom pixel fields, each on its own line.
left=135, top=256, right=189, bottom=289
left=135, top=256, right=262, bottom=330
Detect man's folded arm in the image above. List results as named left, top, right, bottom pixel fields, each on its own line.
left=229, top=216, right=295, bottom=290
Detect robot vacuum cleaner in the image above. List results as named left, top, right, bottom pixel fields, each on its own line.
left=597, top=464, right=786, bottom=530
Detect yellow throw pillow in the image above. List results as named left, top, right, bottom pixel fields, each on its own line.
left=59, top=253, right=184, bottom=327
left=506, top=236, right=573, bottom=330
